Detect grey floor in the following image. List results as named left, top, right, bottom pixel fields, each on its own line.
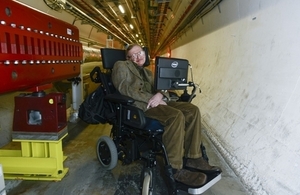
left=5, top=120, right=249, bottom=195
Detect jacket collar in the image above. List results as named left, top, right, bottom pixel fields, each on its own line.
left=126, top=60, right=143, bottom=79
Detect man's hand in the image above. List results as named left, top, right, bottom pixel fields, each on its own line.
left=147, top=93, right=166, bottom=108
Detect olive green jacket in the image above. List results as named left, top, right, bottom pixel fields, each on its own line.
left=112, top=60, right=168, bottom=111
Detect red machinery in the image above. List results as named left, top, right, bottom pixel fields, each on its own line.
left=0, top=1, right=82, bottom=135
left=0, top=1, right=83, bottom=181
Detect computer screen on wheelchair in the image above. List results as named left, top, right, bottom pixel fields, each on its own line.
left=154, top=56, right=189, bottom=91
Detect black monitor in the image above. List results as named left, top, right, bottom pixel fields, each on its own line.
left=154, top=56, right=189, bottom=90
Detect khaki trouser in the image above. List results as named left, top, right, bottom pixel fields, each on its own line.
left=144, top=101, right=202, bottom=169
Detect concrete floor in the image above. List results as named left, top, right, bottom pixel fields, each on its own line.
left=4, top=120, right=249, bottom=195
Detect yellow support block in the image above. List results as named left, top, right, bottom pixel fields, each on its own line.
left=0, top=133, right=68, bottom=181
left=0, top=156, right=57, bottom=174
left=0, top=150, right=21, bottom=157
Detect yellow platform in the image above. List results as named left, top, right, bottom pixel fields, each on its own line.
left=0, top=133, right=68, bottom=181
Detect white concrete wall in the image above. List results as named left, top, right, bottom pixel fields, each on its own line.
left=171, top=0, right=300, bottom=194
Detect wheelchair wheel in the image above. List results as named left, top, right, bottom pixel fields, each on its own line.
left=96, top=136, right=118, bottom=170
left=142, top=169, right=153, bottom=195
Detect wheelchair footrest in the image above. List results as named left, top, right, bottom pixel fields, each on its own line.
left=177, top=171, right=222, bottom=194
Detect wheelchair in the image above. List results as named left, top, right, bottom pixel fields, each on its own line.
left=91, top=48, right=221, bottom=195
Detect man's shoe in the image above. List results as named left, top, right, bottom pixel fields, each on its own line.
left=185, top=157, right=222, bottom=173
left=173, top=169, right=207, bottom=187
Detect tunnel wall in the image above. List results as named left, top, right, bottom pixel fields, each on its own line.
left=171, top=0, right=300, bottom=194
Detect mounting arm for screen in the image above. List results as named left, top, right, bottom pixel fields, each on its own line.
left=173, top=81, right=201, bottom=103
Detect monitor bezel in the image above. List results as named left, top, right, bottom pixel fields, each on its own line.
left=154, top=56, right=189, bottom=91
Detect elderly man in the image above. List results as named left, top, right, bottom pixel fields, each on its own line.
left=111, top=44, right=219, bottom=187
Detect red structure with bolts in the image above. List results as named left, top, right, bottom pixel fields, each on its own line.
left=0, top=0, right=82, bottom=135
left=0, top=1, right=82, bottom=94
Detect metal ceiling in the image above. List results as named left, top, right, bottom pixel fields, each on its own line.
left=43, top=0, right=222, bottom=57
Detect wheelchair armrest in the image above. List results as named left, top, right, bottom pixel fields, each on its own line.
left=104, top=94, right=147, bottom=129
left=104, top=93, right=135, bottom=105
left=105, top=93, right=163, bottom=132
left=123, top=105, right=146, bottom=129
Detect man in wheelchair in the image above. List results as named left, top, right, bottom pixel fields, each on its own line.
left=111, top=44, right=221, bottom=188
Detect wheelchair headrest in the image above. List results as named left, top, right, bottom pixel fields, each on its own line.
left=143, top=47, right=150, bottom=67
left=101, top=47, right=150, bottom=69
left=101, top=48, right=126, bottom=69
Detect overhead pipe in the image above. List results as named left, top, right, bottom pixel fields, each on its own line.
left=107, top=2, right=119, bottom=18
left=90, top=5, right=131, bottom=41
left=66, top=0, right=132, bottom=45
left=79, top=0, right=133, bottom=43
left=133, top=0, right=152, bottom=48
left=152, top=0, right=197, bottom=56
left=92, top=0, right=144, bottom=45
left=156, top=0, right=221, bottom=55
left=125, top=0, right=146, bottom=44
left=139, top=0, right=151, bottom=47
left=153, top=2, right=168, bottom=45
left=146, top=1, right=169, bottom=53
left=194, top=0, right=222, bottom=18
left=158, top=0, right=181, bottom=40
left=173, top=0, right=222, bottom=43
left=125, top=0, right=135, bottom=19
left=95, top=0, right=140, bottom=44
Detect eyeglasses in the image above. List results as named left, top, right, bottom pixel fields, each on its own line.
left=128, top=50, right=145, bottom=60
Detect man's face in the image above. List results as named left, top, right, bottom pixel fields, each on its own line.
left=127, top=45, right=146, bottom=67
